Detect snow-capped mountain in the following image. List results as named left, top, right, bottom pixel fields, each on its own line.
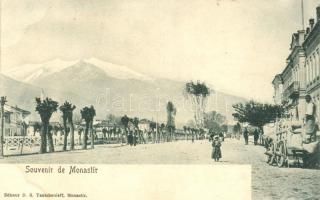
left=3, top=59, right=78, bottom=83
left=85, top=58, right=152, bottom=81
left=4, top=58, right=153, bottom=83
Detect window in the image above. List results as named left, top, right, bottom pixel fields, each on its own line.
left=4, top=113, right=11, bottom=124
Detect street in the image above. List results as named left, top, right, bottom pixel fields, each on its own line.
left=1, top=138, right=319, bottom=199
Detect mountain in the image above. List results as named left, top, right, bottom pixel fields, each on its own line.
left=4, top=58, right=152, bottom=84
left=0, top=73, right=90, bottom=121
left=2, top=59, right=247, bottom=125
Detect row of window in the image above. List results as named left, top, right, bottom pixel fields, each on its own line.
left=306, top=47, right=320, bottom=85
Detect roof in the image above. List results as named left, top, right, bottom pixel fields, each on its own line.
left=272, top=74, right=283, bottom=85
left=139, top=119, right=153, bottom=124
left=4, top=104, right=31, bottom=115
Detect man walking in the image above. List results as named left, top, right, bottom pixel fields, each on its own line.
left=253, top=128, right=259, bottom=145
left=243, top=127, right=249, bottom=145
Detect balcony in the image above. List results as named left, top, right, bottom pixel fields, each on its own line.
left=283, top=81, right=300, bottom=100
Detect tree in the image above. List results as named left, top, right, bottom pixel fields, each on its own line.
left=183, top=126, right=187, bottom=140
left=166, top=101, right=177, bottom=141
left=160, top=123, right=166, bottom=142
left=232, top=122, right=241, bottom=138
left=106, top=114, right=121, bottom=125
left=232, top=101, right=284, bottom=133
left=149, top=121, right=157, bottom=143
left=33, top=122, right=42, bottom=136
left=35, top=97, right=59, bottom=153
left=185, top=81, right=210, bottom=128
left=59, top=101, right=76, bottom=151
left=80, top=106, right=96, bottom=149
left=130, top=117, right=140, bottom=143
left=102, top=128, right=107, bottom=142
left=221, top=124, right=228, bottom=133
left=121, top=115, right=130, bottom=143
left=130, top=117, right=139, bottom=129
left=203, top=111, right=226, bottom=134
left=0, top=96, right=7, bottom=157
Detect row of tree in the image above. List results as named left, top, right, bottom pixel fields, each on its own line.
left=35, top=97, right=96, bottom=153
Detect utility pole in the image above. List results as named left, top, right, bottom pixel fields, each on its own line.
left=0, top=96, right=7, bottom=158
left=301, top=0, right=305, bottom=30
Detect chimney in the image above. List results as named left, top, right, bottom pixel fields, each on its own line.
left=309, top=18, right=315, bottom=29
left=317, top=6, right=320, bottom=22
left=298, top=30, right=305, bottom=45
left=306, top=27, right=310, bottom=35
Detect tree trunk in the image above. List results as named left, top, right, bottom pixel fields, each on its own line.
left=103, top=132, right=106, bottom=143
left=70, top=121, right=75, bottom=150
left=79, top=132, right=82, bottom=145
left=0, top=105, right=4, bottom=157
left=40, top=122, right=48, bottom=154
left=82, top=123, right=89, bottom=149
left=90, top=121, right=94, bottom=149
left=125, top=127, right=128, bottom=144
left=117, top=131, right=120, bottom=143
left=47, top=127, right=55, bottom=153
left=63, top=119, right=68, bottom=151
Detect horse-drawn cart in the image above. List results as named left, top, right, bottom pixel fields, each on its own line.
left=264, top=121, right=320, bottom=168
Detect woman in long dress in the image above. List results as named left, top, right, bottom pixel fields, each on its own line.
left=211, top=136, right=222, bottom=162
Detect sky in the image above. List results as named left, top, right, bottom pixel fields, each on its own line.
left=1, top=0, right=320, bottom=102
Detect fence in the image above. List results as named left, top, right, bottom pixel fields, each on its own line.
left=3, top=131, right=206, bottom=156
left=3, top=136, right=82, bottom=156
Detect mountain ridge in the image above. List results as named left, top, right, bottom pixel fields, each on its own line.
left=1, top=60, right=247, bottom=124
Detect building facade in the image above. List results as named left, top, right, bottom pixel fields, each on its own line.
left=1, top=105, right=30, bottom=136
left=304, top=9, right=320, bottom=119
left=273, top=6, right=320, bottom=122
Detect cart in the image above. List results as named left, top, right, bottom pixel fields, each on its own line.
left=265, top=122, right=320, bottom=168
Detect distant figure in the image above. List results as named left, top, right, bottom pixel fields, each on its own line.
left=253, top=128, right=259, bottom=145
left=128, top=131, right=134, bottom=146
left=243, top=127, right=249, bottom=145
left=305, top=95, right=317, bottom=142
left=219, top=132, right=224, bottom=142
left=211, top=136, right=222, bottom=162
left=209, top=133, right=214, bottom=142
left=133, top=130, right=138, bottom=146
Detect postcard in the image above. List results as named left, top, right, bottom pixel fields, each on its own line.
left=1, top=0, right=320, bottom=199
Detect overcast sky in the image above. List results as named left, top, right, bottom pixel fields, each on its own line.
left=1, top=0, right=320, bottom=102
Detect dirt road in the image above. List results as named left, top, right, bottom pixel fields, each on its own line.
left=1, top=139, right=319, bottom=199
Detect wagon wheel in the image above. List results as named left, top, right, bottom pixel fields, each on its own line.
left=266, top=144, right=275, bottom=165
left=265, top=154, right=272, bottom=163
left=276, top=142, right=286, bottom=167
left=268, top=154, right=276, bottom=165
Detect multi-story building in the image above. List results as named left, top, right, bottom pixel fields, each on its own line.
left=304, top=8, right=320, bottom=118
left=273, top=5, right=320, bottom=122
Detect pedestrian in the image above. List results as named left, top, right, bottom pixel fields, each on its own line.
left=253, top=128, right=259, bottom=145
left=219, top=132, right=224, bottom=142
left=243, top=127, right=249, bottom=145
left=209, top=132, right=214, bottom=142
left=211, top=136, right=222, bottom=162
left=128, top=131, right=134, bottom=146
left=304, top=95, right=317, bottom=142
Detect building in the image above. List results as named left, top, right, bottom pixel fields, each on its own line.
left=1, top=105, right=30, bottom=136
left=272, top=5, right=320, bottom=122
left=138, top=119, right=153, bottom=132
left=272, top=74, right=283, bottom=105
left=304, top=8, right=320, bottom=118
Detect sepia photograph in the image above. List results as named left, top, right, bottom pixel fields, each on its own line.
left=1, top=0, right=320, bottom=199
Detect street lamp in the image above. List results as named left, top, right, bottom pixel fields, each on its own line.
left=0, top=96, right=7, bottom=158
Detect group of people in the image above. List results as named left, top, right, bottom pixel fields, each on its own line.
left=243, top=127, right=261, bottom=145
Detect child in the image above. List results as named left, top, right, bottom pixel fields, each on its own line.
left=211, top=136, right=222, bottom=162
